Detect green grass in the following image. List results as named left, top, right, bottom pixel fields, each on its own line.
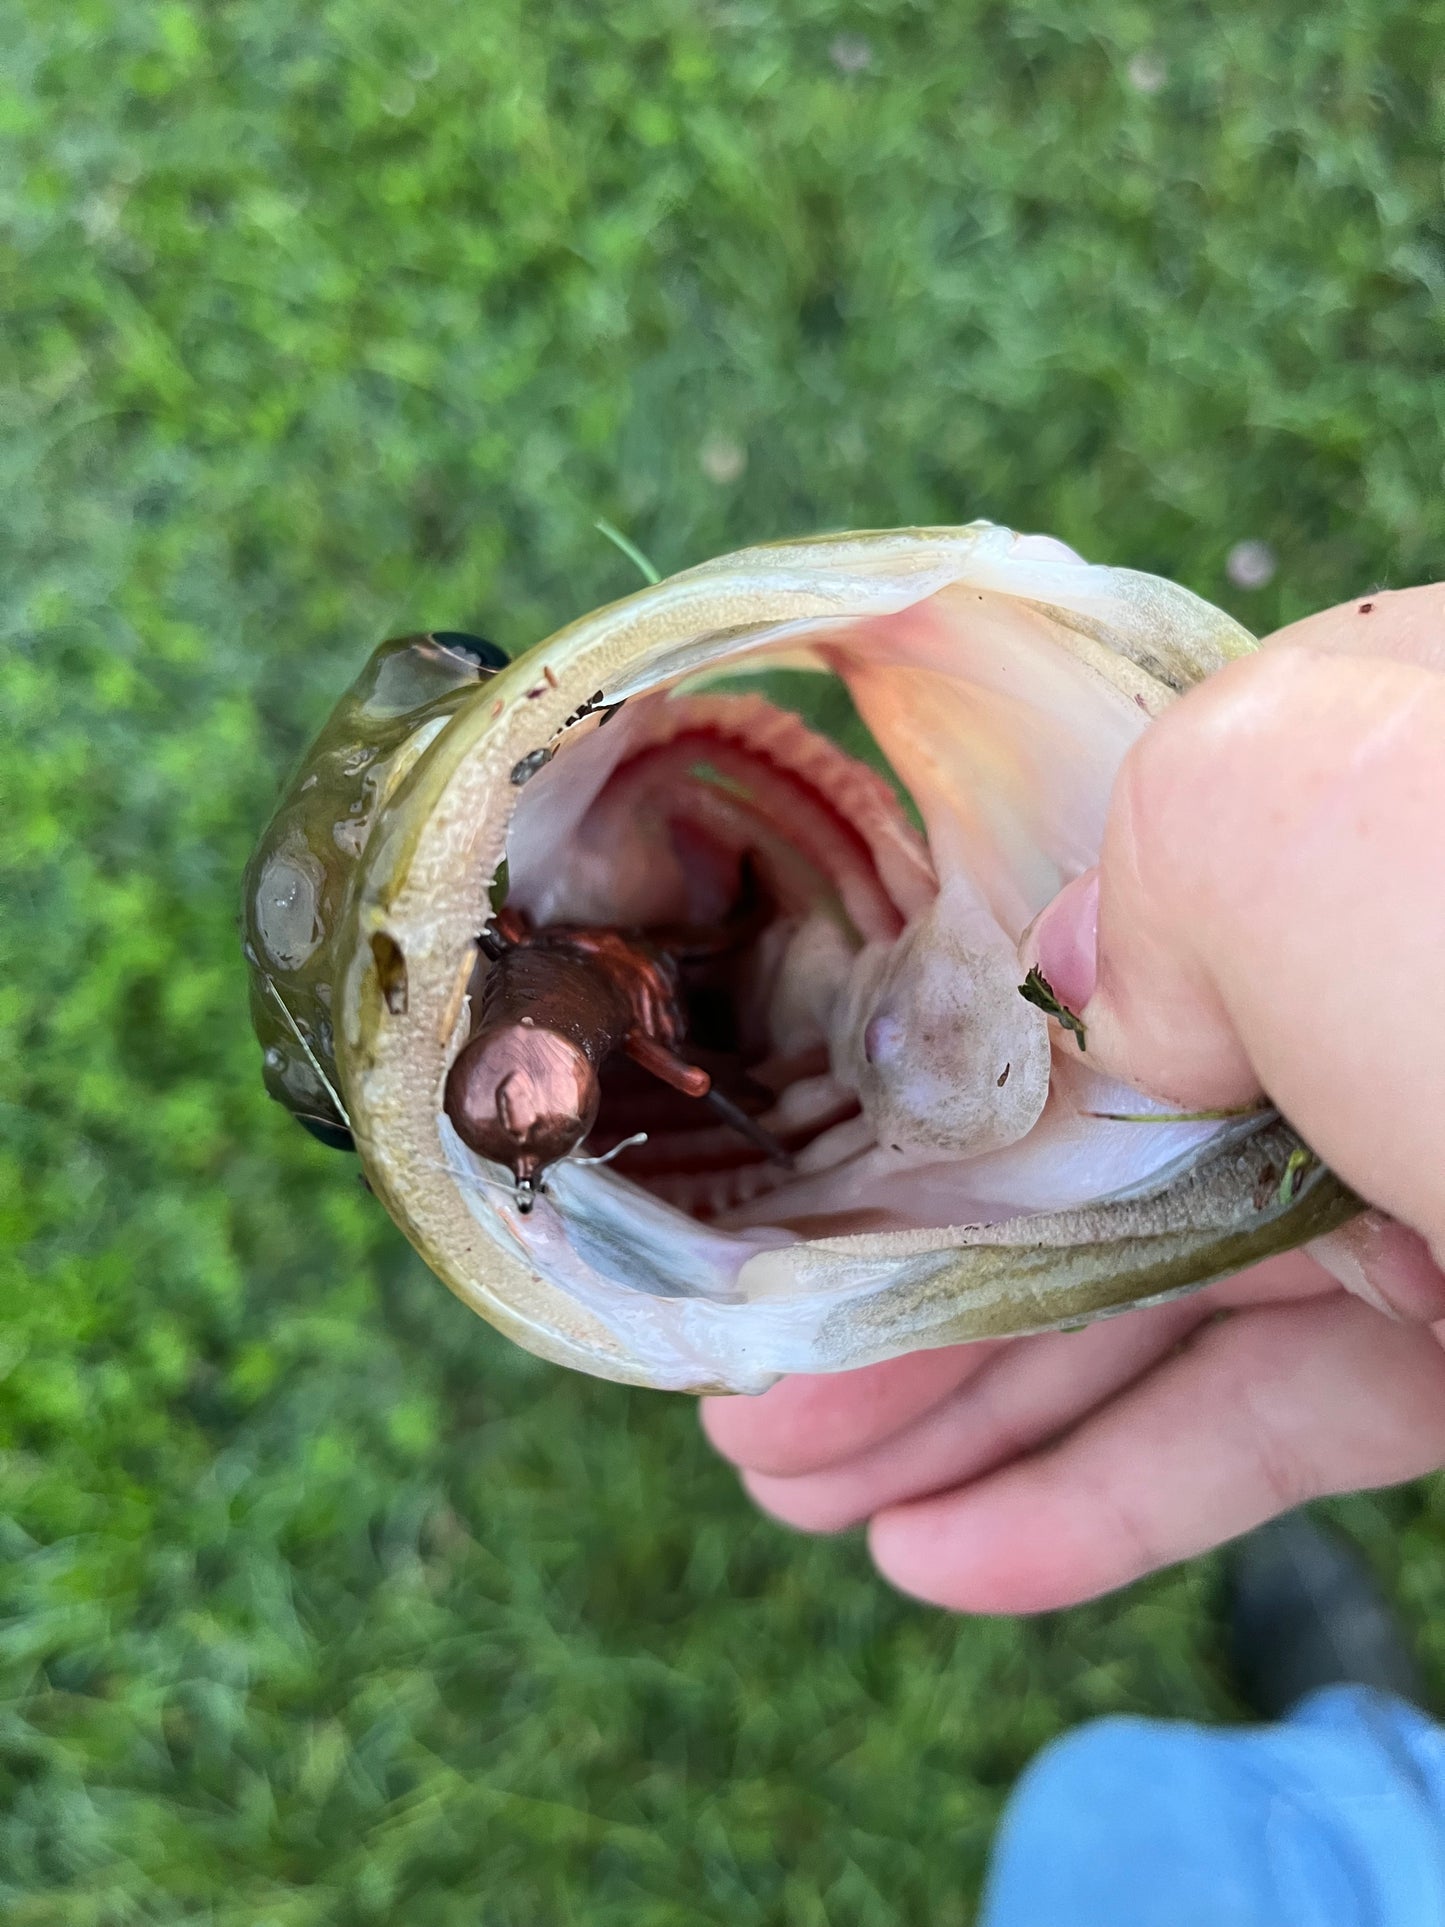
left=5, top=2, right=1445, bottom=1919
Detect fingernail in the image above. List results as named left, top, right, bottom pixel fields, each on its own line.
left=1030, top=868, right=1100, bottom=1014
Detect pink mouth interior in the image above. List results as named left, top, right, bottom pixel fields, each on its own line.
left=505, top=687, right=936, bottom=1224
left=492, top=598, right=1239, bottom=1249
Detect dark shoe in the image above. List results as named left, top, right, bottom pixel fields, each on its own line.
left=1225, top=1510, right=1423, bottom=1721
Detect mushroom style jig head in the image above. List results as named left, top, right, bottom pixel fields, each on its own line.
left=442, top=906, right=786, bottom=1212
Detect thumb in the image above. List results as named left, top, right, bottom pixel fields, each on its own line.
left=1022, top=641, right=1445, bottom=1261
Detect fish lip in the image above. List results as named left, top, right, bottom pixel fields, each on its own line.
left=314, top=526, right=1347, bottom=1392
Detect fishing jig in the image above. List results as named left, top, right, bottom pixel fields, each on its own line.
left=443, top=885, right=790, bottom=1212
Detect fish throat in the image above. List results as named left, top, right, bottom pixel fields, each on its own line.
left=447, top=673, right=1062, bottom=1234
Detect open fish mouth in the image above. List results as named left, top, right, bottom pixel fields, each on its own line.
left=494, top=685, right=933, bottom=1227
left=245, top=526, right=1357, bottom=1392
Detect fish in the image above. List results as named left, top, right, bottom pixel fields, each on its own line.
left=243, top=527, right=1358, bottom=1393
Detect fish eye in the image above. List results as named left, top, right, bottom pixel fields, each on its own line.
left=293, top=1111, right=356, bottom=1153
left=430, top=632, right=509, bottom=673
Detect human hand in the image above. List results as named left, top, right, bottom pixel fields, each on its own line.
left=703, top=584, right=1445, bottom=1613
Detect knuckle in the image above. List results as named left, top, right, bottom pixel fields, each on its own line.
left=1245, top=1410, right=1314, bottom=1516
left=1087, top=1477, right=1168, bottom=1587
left=1231, top=1311, right=1320, bottom=1514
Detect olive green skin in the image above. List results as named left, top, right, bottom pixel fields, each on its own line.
left=243, top=529, right=1360, bottom=1394
left=242, top=632, right=504, bottom=1142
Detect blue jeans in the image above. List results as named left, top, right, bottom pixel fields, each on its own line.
left=979, top=1686, right=1445, bottom=1927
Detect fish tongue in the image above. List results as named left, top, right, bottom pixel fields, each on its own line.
left=831, top=874, right=1052, bottom=1159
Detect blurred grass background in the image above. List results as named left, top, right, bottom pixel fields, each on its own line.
left=4, top=2, right=1445, bottom=1920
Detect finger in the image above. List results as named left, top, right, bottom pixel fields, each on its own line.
left=868, top=1294, right=1445, bottom=1614
left=739, top=1292, right=1212, bottom=1534
left=736, top=1253, right=1332, bottom=1535
left=1309, top=1212, right=1445, bottom=1323
left=702, top=1251, right=1326, bottom=1489
left=1024, top=647, right=1445, bottom=1253
left=1267, top=583, right=1445, bottom=671
left=699, top=1341, right=1000, bottom=1479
